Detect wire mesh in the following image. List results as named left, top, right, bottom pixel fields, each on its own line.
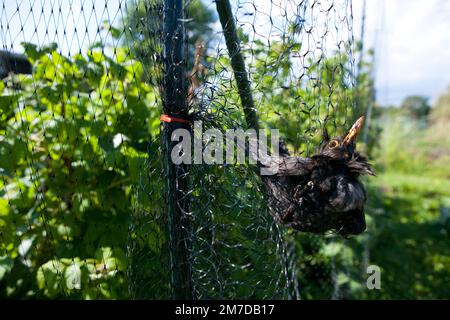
left=0, top=0, right=361, bottom=299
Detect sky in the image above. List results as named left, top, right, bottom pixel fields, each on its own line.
left=2, top=0, right=450, bottom=107
left=352, top=0, right=450, bottom=106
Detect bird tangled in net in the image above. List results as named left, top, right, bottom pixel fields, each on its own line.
left=259, top=116, right=375, bottom=237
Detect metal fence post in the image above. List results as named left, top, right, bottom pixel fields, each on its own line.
left=163, top=0, right=193, bottom=299
left=215, top=0, right=259, bottom=130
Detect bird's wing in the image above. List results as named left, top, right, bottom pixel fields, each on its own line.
left=258, top=155, right=313, bottom=177
left=244, top=135, right=313, bottom=177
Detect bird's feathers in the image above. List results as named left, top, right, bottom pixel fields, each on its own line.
left=261, top=117, right=374, bottom=236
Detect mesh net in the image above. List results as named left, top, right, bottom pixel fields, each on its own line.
left=0, top=0, right=362, bottom=299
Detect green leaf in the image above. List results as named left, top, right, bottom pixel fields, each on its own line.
left=22, top=42, right=57, bottom=62
left=336, top=272, right=350, bottom=285
left=0, top=198, right=9, bottom=216
left=102, top=21, right=122, bottom=39
left=95, top=247, right=113, bottom=262
left=36, top=260, right=65, bottom=297
left=0, top=95, right=20, bottom=116
left=321, top=242, right=343, bottom=257
left=98, top=135, right=114, bottom=151
left=0, top=256, right=13, bottom=280
left=65, top=263, right=81, bottom=290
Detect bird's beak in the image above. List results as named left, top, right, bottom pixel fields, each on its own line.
left=342, top=116, right=365, bottom=145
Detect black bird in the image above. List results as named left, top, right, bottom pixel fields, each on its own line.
left=261, top=116, right=375, bottom=236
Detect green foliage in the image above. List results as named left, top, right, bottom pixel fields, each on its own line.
left=362, top=173, right=450, bottom=299
left=0, top=41, right=161, bottom=298
left=428, top=86, right=450, bottom=145
left=214, top=36, right=357, bottom=156
left=121, top=0, right=217, bottom=71
left=346, top=99, right=450, bottom=299
left=374, top=112, right=450, bottom=178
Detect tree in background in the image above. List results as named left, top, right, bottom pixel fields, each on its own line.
left=400, top=95, right=431, bottom=120
left=425, top=85, right=450, bottom=170
left=121, top=0, right=217, bottom=72
left=429, top=86, right=450, bottom=143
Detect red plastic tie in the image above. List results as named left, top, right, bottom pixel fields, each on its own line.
left=160, top=114, right=191, bottom=124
